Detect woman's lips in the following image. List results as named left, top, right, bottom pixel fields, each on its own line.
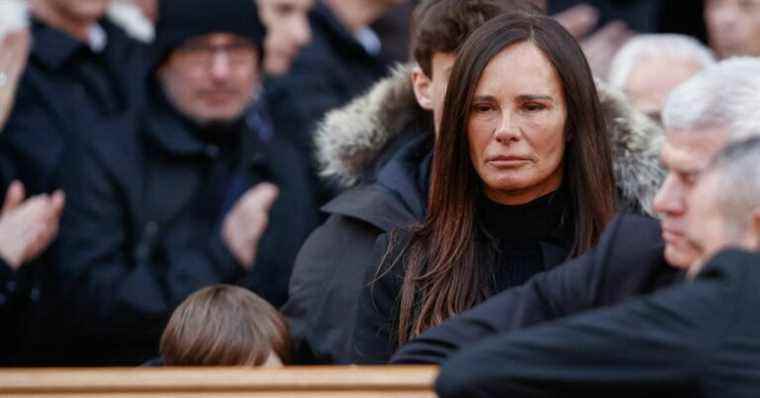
left=487, top=156, right=531, bottom=167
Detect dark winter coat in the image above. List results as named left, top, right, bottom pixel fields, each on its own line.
left=266, top=2, right=390, bottom=171
left=0, top=18, right=148, bottom=195
left=435, top=249, right=760, bottom=398
left=0, top=18, right=148, bottom=365
left=283, top=65, right=665, bottom=364
left=53, top=91, right=319, bottom=364
left=352, top=189, right=578, bottom=364
left=392, top=214, right=681, bottom=365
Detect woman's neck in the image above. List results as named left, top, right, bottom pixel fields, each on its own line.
left=484, top=171, right=563, bottom=205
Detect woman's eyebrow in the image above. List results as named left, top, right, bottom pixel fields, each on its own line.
left=517, top=94, right=554, bottom=102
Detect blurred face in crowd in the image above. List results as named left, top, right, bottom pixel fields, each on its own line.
left=412, top=52, right=457, bottom=133
left=653, top=127, right=730, bottom=269
left=468, top=42, right=567, bottom=205
left=257, top=0, right=314, bottom=76
left=44, top=0, right=111, bottom=23
left=158, top=33, right=259, bottom=126
left=625, top=57, right=704, bottom=124
left=705, top=0, right=760, bottom=58
left=130, top=0, right=158, bottom=22
left=684, top=168, right=758, bottom=277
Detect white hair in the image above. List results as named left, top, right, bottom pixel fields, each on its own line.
left=707, top=136, right=760, bottom=231
left=608, top=34, right=716, bottom=90
left=663, top=57, right=760, bottom=141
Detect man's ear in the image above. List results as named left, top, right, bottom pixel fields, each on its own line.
left=411, top=65, right=434, bottom=111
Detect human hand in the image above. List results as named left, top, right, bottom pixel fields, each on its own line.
left=221, top=183, right=279, bottom=269
left=554, top=4, right=634, bottom=79
left=579, top=21, right=634, bottom=79
left=0, top=29, right=31, bottom=129
left=554, top=3, right=599, bottom=38
left=0, top=181, right=66, bottom=269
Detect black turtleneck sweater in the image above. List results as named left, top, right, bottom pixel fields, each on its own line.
left=477, top=188, right=573, bottom=292
left=350, top=188, right=575, bottom=364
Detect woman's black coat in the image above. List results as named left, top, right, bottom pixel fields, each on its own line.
left=392, top=214, right=681, bottom=365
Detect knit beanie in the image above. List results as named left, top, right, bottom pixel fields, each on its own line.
left=153, top=0, right=266, bottom=64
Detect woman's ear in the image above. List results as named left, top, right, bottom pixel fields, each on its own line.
left=411, top=65, right=435, bottom=111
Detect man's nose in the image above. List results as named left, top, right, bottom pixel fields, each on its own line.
left=209, top=51, right=233, bottom=79
left=653, top=174, right=686, bottom=216
left=294, top=17, right=312, bottom=46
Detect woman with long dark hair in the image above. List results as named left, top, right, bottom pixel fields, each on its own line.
left=351, top=12, right=626, bottom=363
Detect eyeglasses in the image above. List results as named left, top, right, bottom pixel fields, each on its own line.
left=173, top=41, right=258, bottom=68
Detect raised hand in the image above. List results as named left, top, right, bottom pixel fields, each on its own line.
left=0, top=181, right=66, bottom=269
left=221, top=183, right=279, bottom=269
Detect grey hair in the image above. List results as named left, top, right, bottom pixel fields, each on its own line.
left=663, top=57, right=760, bottom=141
left=706, top=136, right=760, bottom=231
left=608, top=34, right=715, bottom=90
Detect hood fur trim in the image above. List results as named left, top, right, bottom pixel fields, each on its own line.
left=315, top=64, right=664, bottom=216
left=596, top=81, right=665, bottom=215
left=315, top=64, right=426, bottom=188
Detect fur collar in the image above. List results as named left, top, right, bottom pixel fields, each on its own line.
left=315, top=64, right=664, bottom=216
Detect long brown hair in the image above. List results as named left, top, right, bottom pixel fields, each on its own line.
left=392, top=13, right=616, bottom=345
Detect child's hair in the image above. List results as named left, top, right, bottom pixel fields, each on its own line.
left=160, top=284, right=290, bottom=366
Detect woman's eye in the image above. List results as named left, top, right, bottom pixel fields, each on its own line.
left=523, top=102, right=546, bottom=112
left=472, top=104, right=495, bottom=113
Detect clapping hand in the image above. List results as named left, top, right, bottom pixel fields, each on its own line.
left=0, top=181, right=65, bottom=270
left=222, top=183, right=279, bottom=269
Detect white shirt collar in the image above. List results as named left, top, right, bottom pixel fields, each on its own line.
left=88, top=23, right=107, bottom=52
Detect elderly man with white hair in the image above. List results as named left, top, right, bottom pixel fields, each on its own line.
left=608, top=34, right=716, bottom=123
left=394, top=57, right=760, bottom=395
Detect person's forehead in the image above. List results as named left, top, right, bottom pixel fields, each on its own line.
left=185, top=32, right=253, bottom=46
left=627, top=57, right=703, bottom=98
left=662, top=128, right=729, bottom=170
left=475, top=43, right=562, bottom=97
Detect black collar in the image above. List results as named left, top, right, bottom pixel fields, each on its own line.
left=142, top=91, right=269, bottom=170
left=30, top=17, right=117, bottom=71
left=478, top=187, right=573, bottom=244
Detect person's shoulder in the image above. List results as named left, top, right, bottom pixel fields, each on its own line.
left=602, top=213, right=663, bottom=250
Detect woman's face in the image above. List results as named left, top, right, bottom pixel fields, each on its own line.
left=467, top=41, right=567, bottom=205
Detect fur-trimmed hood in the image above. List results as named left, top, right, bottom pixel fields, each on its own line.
left=315, top=64, right=664, bottom=215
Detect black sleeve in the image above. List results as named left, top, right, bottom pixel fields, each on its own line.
left=283, top=214, right=381, bottom=364
left=349, top=232, right=406, bottom=364
left=55, top=139, right=244, bottom=327
left=0, top=259, right=15, bottom=315
left=436, top=266, right=731, bottom=398
left=0, top=80, right=64, bottom=195
left=392, top=214, right=668, bottom=365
